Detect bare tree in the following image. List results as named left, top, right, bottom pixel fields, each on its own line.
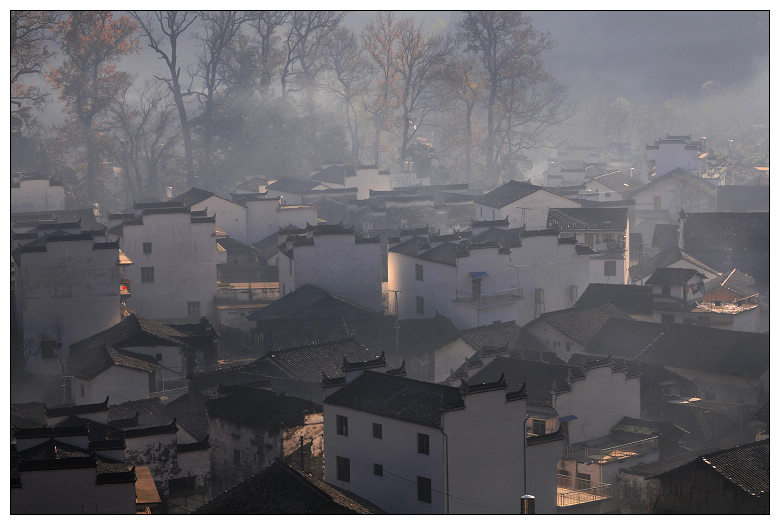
left=395, top=16, right=452, bottom=169
left=104, top=81, right=181, bottom=200
left=458, top=11, right=568, bottom=185
left=321, top=27, right=372, bottom=164
left=362, top=12, right=401, bottom=167
left=193, top=10, right=248, bottom=175
left=247, top=11, right=290, bottom=94
left=130, top=10, right=198, bottom=185
left=279, top=10, right=346, bottom=109
left=441, top=52, right=484, bottom=181
left=11, top=11, right=59, bottom=127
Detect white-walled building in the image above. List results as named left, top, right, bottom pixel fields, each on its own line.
left=311, top=164, right=392, bottom=200
left=232, top=193, right=318, bottom=245
left=172, top=188, right=248, bottom=243
left=113, top=204, right=224, bottom=321
left=323, top=369, right=563, bottom=514
left=474, top=180, right=582, bottom=230
left=645, top=135, right=706, bottom=178
left=11, top=174, right=66, bottom=213
left=627, top=168, right=716, bottom=244
left=546, top=207, right=630, bottom=284
left=582, top=171, right=638, bottom=202
left=277, top=223, right=382, bottom=312
left=387, top=228, right=623, bottom=330
left=13, top=232, right=125, bottom=376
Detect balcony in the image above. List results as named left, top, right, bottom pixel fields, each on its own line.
left=454, top=287, right=523, bottom=308
left=563, top=435, right=658, bottom=464
left=556, top=480, right=612, bottom=508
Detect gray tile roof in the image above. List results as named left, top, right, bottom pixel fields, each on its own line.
left=171, top=187, right=216, bottom=208
left=459, top=321, right=521, bottom=350
left=70, top=313, right=189, bottom=354
left=645, top=267, right=705, bottom=286
left=109, top=398, right=167, bottom=427
left=324, top=370, right=464, bottom=428
left=467, top=356, right=581, bottom=405
left=574, top=283, right=654, bottom=315
left=195, top=460, right=381, bottom=514
left=474, top=180, right=541, bottom=209
left=268, top=338, right=380, bottom=383
left=68, top=344, right=159, bottom=380
left=207, top=384, right=320, bottom=429
left=587, top=318, right=769, bottom=378
left=268, top=177, right=321, bottom=194
left=546, top=207, right=628, bottom=230
left=629, top=247, right=719, bottom=282
left=536, top=303, right=633, bottom=346
left=248, top=284, right=377, bottom=321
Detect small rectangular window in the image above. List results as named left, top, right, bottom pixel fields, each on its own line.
left=233, top=449, right=241, bottom=466
left=415, top=264, right=424, bottom=281
left=417, top=476, right=432, bottom=503
left=373, top=463, right=383, bottom=477
left=187, top=301, right=201, bottom=317
left=337, top=415, right=348, bottom=436
left=373, top=423, right=383, bottom=439
left=336, top=456, right=350, bottom=482
left=661, top=314, right=675, bottom=324
left=654, top=195, right=662, bottom=210
left=143, top=242, right=152, bottom=254
left=575, top=472, right=591, bottom=490
left=604, top=260, right=617, bottom=276
left=141, top=267, right=155, bottom=283
left=604, top=192, right=612, bottom=198
left=416, top=296, right=424, bottom=315
left=532, top=419, right=546, bottom=436
left=80, top=384, right=85, bottom=399
left=417, top=433, right=429, bottom=455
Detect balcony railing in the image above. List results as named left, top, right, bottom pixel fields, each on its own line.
left=557, top=483, right=612, bottom=508
left=455, top=287, right=523, bottom=305
left=563, top=436, right=658, bottom=464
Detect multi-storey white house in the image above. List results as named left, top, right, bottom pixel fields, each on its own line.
left=645, top=135, right=706, bottom=178
left=323, top=367, right=563, bottom=514
left=13, top=232, right=126, bottom=376
left=232, top=193, right=318, bottom=245
left=277, top=223, right=382, bottom=312
left=546, top=207, right=630, bottom=284
left=172, top=188, right=248, bottom=242
left=11, top=173, right=66, bottom=213
left=113, top=203, right=225, bottom=321
left=387, top=227, right=621, bottom=330
left=474, top=180, right=582, bottom=230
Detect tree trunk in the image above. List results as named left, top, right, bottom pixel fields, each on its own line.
left=465, top=102, right=473, bottom=182
left=85, top=128, right=99, bottom=203
left=171, top=78, right=194, bottom=186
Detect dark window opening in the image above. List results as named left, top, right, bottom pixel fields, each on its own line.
left=417, top=433, right=430, bottom=455
left=373, top=423, right=382, bottom=439
left=337, top=415, right=348, bottom=436
left=417, top=476, right=432, bottom=503
left=373, top=463, right=383, bottom=477
left=337, top=456, right=350, bottom=482
left=415, top=264, right=424, bottom=281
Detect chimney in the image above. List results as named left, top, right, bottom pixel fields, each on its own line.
left=678, top=211, right=687, bottom=250
left=165, top=186, right=173, bottom=199
left=93, top=202, right=100, bottom=217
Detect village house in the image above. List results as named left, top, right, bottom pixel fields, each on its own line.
left=11, top=173, right=66, bottom=213
left=467, top=355, right=646, bottom=513
left=232, top=192, right=318, bottom=245
left=206, top=383, right=322, bottom=495
left=110, top=202, right=224, bottom=321
left=652, top=439, right=768, bottom=514
left=524, top=303, right=633, bottom=357
left=232, top=176, right=273, bottom=195
left=474, top=180, right=582, bottom=230
left=323, top=368, right=563, bottom=514
left=586, top=318, right=769, bottom=406
left=277, top=223, right=382, bottom=312
left=11, top=423, right=138, bottom=514
left=581, top=170, right=638, bottom=202
left=195, top=460, right=381, bottom=514
left=67, top=313, right=218, bottom=403
left=644, top=267, right=759, bottom=331
left=13, top=229, right=126, bottom=377
left=645, top=135, right=707, bottom=178
left=573, top=283, right=655, bottom=322
left=265, top=177, right=329, bottom=204
left=626, top=168, right=717, bottom=245
left=170, top=187, right=248, bottom=243
left=678, top=211, right=769, bottom=287
left=310, top=163, right=392, bottom=200
left=629, top=246, right=721, bottom=285
left=546, top=207, right=630, bottom=284
left=388, top=226, right=624, bottom=330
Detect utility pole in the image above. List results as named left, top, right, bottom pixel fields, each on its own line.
left=521, top=414, right=535, bottom=514
left=390, top=290, right=401, bottom=358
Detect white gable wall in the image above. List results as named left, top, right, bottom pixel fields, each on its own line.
left=190, top=195, right=247, bottom=243
left=11, top=179, right=66, bottom=213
